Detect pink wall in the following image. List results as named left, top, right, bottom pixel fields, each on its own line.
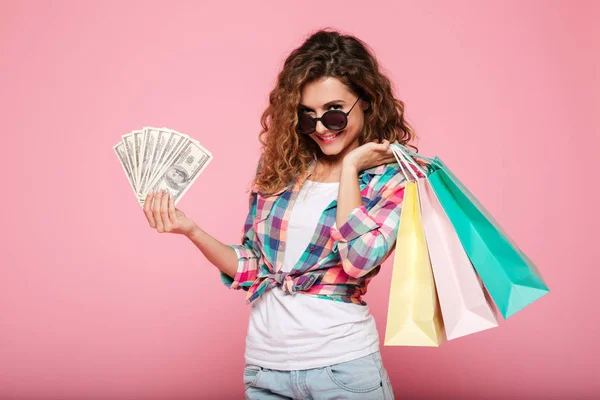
left=1, top=1, right=598, bottom=399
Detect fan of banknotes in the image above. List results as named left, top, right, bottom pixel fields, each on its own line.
left=113, top=127, right=213, bottom=207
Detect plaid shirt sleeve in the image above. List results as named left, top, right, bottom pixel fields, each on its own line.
left=220, top=190, right=261, bottom=291
left=330, top=166, right=407, bottom=279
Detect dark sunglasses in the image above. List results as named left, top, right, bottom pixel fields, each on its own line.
left=296, top=97, right=361, bottom=135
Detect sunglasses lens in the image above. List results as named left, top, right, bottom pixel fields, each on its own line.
left=298, top=114, right=316, bottom=134
left=322, top=111, right=347, bottom=130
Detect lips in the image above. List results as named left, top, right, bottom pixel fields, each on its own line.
left=316, top=131, right=343, bottom=143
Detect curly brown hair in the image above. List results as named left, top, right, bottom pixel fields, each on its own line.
left=253, top=28, right=419, bottom=195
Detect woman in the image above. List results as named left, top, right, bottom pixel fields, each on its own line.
left=143, top=29, right=418, bottom=399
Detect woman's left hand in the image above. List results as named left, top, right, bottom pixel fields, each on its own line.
left=343, top=139, right=398, bottom=172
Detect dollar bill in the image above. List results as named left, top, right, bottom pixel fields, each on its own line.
left=132, top=129, right=145, bottom=189
left=142, top=140, right=213, bottom=207
left=144, top=129, right=188, bottom=195
left=138, top=126, right=161, bottom=196
left=114, top=127, right=213, bottom=206
left=121, top=132, right=138, bottom=192
left=113, top=141, right=137, bottom=197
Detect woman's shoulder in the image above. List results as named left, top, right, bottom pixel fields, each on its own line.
left=361, top=162, right=405, bottom=189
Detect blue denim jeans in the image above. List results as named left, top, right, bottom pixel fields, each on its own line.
left=243, top=351, right=395, bottom=399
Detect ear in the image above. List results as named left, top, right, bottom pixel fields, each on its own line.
left=361, top=99, right=370, bottom=111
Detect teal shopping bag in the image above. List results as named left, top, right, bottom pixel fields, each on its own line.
left=392, top=144, right=549, bottom=319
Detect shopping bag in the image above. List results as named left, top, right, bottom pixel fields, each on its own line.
left=394, top=144, right=549, bottom=319
left=418, top=178, right=500, bottom=338
left=384, top=174, right=445, bottom=346
left=393, top=149, right=498, bottom=339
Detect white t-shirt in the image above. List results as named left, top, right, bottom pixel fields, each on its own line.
left=244, top=179, right=380, bottom=370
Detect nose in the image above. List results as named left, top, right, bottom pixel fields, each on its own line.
left=315, top=119, right=328, bottom=135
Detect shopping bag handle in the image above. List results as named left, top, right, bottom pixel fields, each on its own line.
left=391, top=146, right=417, bottom=182
left=390, top=143, right=433, bottom=161
left=393, top=145, right=428, bottom=178
left=391, top=144, right=442, bottom=171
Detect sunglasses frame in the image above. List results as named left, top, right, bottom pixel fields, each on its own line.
left=296, top=96, right=361, bottom=135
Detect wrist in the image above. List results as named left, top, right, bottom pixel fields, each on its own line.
left=186, top=224, right=203, bottom=240
left=342, top=157, right=360, bottom=174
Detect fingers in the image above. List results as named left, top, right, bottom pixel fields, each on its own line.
left=152, top=190, right=165, bottom=232
left=382, top=139, right=391, bottom=154
left=360, top=139, right=395, bottom=169
left=160, top=190, right=171, bottom=231
left=381, top=140, right=399, bottom=166
left=387, top=156, right=399, bottom=167
left=370, top=138, right=390, bottom=150
left=144, top=192, right=156, bottom=228
left=377, top=139, right=392, bottom=159
left=144, top=190, right=178, bottom=233
left=167, top=191, right=178, bottom=225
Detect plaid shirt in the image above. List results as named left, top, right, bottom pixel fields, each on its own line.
left=220, top=160, right=407, bottom=305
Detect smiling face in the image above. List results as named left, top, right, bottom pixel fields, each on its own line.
left=299, top=77, right=367, bottom=162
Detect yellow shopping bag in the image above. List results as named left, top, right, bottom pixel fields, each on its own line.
left=384, top=181, right=446, bottom=346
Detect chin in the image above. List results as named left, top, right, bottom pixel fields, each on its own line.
left=312, top=130, right=348, bottom=156
left=319, top=146, right=343, bottom=156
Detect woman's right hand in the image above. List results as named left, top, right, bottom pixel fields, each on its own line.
left=143, top=189, right=198, bottom=237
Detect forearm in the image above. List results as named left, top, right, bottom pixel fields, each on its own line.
left=332, top=161, right=405, bottom=278
left=336, top=161, right=363, bottom=228
left=186, top=226, right=239, bottom=279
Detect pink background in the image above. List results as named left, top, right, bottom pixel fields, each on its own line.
left=1, top=0, right=598, bottom=399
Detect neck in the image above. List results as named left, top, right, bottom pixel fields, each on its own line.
left=309, top=158, right=341, bottom=182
